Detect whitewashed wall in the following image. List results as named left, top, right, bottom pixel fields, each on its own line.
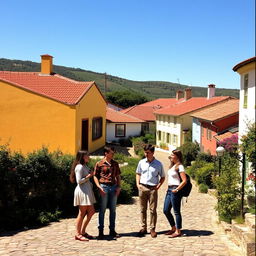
left=239, top=68, right=256, bottom=141
left=106, top=123, right=142, bottom=142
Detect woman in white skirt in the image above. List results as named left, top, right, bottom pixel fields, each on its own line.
left=70, top=150, right=96, bottom=241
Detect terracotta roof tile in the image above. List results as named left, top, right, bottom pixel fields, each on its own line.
left=190, top=99, right=239, bottom=121
left=107, top=107, right=145, bottom=123
left=0, top=71, right=95, bottom=105
left=154, top=96, right=232, bottom=116
left=121, top=98, right=179, bottom=121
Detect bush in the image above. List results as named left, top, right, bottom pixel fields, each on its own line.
left=121, top=164, right=137, bottom=196
left=196, top=162, right=215, bottom=188
left=132, top=137, right=145, bottom=157
left=186, top=160, right=207, bottom=179
left=213, top=154, right=241, bottom=223
left=241, top=123, right=256, bottom=171
left=0, top=146, right=75, bottom=230
left=177, top=142, right=200, bottom=167
left=197, top=152, right=215, bottom=163
left=199, top=183, right=209, bottom=193
left=118, top=181, right=133, bottom=204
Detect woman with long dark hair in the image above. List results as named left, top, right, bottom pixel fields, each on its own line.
left=163, top=149, right=187, bottom=238
left=70, top=150, right=96, bottom=241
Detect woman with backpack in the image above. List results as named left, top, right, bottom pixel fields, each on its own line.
left=70, top=150, right=96, bottom=241
left=163, top=149, right=187, bottom=238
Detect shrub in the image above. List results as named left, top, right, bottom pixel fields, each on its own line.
left=213, top=154, right=241, bottom=223
left=132, top=137, right=145, bottom=156
left=240, top=123, right=256, bottom=171
left=197, top=152, right=215, bottom=163
left=186, top=160, right=207, bottom=179
left=199, top=183, right=209, bottom=193
left=196, top=162, right=215, bottom=188
left=121, top=164, right=137, bottom=196
left=177, top=142, right=200, bottom=167
left=118, top=181, right=133, bottom=204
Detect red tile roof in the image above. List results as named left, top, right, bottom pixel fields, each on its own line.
left=190, top=98, right=239, bottom=121
left=121, top=98, right=179, bottom=121
left=107, top=107, right=145, bottom=123
left=0, top=71, right=96, bottom=105
left=154, top=96, right=232, bottom=116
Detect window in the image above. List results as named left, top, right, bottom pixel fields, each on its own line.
left=201, top=126, right=204, bottom=137
left=207, top=128, right=212, bottom=140
left=166, top=133, right=170, bottom=143
left=172, top=134, right=178, bottom=145
left=115, top=124, right=125, bottom=137
left=142, top=123, right=149, bottom=133
left=158, top=131, right=161, bottom=141
left=92, top=117, right=103, bottom=140
left=244, top=74, right=248, bottom=108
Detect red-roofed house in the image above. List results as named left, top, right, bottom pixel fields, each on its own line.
left=0, top=55, right=106, bottom=154
left=121, top=97, right=178, bottom=135
left=153, top=85, right=235, bottom=151
left=106, top=107, right=145, bottom=143
left=191, top=98, right=239, bottom=155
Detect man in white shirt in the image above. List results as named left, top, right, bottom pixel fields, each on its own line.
left=136, top=144, right=165, bottom=238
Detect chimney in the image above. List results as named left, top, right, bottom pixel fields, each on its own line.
left=40, top=54, right=53, bottom=75
left=184, top=88, right=192, bottom=101
left=176, top=90, right=183, bottom=100
left=207, top=84, right=216, bottom=99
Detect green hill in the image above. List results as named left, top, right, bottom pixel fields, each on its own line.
left=0, top=58, right=239, bottom=99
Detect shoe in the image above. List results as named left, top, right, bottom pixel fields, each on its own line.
left=150, top=229, right=157, bottom=238
left=97, top=230, right=104, bottom=240
left=137, top=228, right=147, bottom=237
left=75, top=235, right=89, bottom=241
left=109, top=230, right=120, bottom=238
left=165, top=229, right=175, bottom=235
left=169, top=232, right=181, bottom=238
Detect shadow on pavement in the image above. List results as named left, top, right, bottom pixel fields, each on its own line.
left=181, top=229, right=214, bottom=236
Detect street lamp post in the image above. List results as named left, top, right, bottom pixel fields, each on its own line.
left=216, top=146, right=225, bottom=176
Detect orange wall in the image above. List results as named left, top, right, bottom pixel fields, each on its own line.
left=0, top=81, right=76, bottom=154
left=75, top=85, right=106, bottom=153
left=201, top=114, right=238, bottom=155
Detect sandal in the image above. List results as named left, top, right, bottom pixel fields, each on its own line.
left=83, top=232, right=94, bottom=239
left=165, top=230, right=175, bottom=235
left=75, top=235, right=89, bottom=241
left=169, top=233, right=181, bottom=238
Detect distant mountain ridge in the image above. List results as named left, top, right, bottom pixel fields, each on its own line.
left=0, top=58, right=239, bottom=99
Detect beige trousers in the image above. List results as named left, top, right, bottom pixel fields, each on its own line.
left=138, top=185, right=158, bottom=230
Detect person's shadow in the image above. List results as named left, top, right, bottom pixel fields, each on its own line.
left=119, top=229, right=214, bottom=238
left=157, top=229, right=214, bottom=237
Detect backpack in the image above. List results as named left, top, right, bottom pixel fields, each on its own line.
left=177, top=170, right=192, bottom=197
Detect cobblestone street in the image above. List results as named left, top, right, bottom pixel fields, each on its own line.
left=0, top=151, right=243, bottom=256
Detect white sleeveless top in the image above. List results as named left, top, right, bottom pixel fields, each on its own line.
left=167, top=164, right=185, bottom=186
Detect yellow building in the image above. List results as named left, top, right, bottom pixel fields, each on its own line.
left=0, top=55, right=106, bottom=155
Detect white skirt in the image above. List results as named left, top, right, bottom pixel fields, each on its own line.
left=73, top=181, right=96, bottom=206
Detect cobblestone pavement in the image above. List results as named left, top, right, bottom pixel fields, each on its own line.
left=0, top=151, right=243, bottom=256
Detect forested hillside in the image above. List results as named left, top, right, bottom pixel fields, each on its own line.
left=0, top=58, right=239, bottom=99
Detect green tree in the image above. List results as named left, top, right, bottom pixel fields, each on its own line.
left=106, top=90, right=148, bottom=108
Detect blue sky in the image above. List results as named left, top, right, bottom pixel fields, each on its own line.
left=1, top=0, right=255, bottom=89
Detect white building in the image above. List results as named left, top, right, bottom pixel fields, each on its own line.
left=106, top=107, right=145, bottom=143
left=233, top=57, right=256, bottom=141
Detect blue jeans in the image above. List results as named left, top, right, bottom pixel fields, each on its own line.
left=98, top=184, right=117, bottom=231
left=163, top=187, right=182, bottom=229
